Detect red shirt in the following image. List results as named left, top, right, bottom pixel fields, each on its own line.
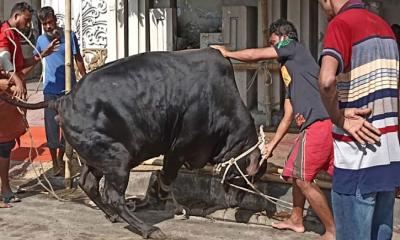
left=0, top=21, right=26, bottom=143
left=0, top=21, right=24, bottom=72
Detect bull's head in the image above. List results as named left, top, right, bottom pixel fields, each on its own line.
left=221, top=147, right=266, bottom=185
left=218, top=144, right=268, bottom=207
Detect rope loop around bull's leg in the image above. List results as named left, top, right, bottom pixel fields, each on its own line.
left=156, top=171, right=173, bottom=201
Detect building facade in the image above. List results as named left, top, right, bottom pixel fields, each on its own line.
left=0, top=0, right=398, bottom=126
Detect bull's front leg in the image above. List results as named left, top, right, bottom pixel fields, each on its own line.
left=130, top=155, right=184, bottom=211
left=79, top=164, right=122, bottom=223
left=102, top=161, right=167, bottom=239
left=83, top=142, right=164, bottom=239
left=102, top=171, right=165, bottom=239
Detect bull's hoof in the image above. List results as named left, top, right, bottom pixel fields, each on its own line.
left=147, top=228, right=166, bottom=239
left=126, top=197, right=150, bottom=211
left=174, top=209, right=189, bottom=220
left=174, top=206, right=189, bottom=220
left=105, top=214, right=123, bottom=223
left=127, top=196, right=168, bottom=211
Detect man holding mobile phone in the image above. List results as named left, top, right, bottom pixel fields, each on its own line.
left=36, top=6, right=86, bottom=176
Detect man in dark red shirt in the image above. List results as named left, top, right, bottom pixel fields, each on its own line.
left=0, top=2, right=56, bottom=207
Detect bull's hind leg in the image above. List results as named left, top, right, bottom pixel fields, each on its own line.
left=159, top=155, right=190, bottom=217
left=157, top=154, right=184, bottom=198
left=147, top=155, right=184, bottom=201
left=102, top=169, right=165, bottom=239
left=79, top=164, right=121, bottom=223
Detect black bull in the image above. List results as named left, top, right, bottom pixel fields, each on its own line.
left=1, top=48, right=265, bottom=238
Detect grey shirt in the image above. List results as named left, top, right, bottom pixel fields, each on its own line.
left=274, top=41, right=330, bottom=131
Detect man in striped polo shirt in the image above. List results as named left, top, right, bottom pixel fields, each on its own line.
left=319, top=0, right=400, bottom=239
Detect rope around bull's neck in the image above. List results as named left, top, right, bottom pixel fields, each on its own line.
left=215, top=126, right=293, bottom=211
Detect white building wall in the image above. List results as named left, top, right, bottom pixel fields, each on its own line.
left=267, top=0, right=283, bottom=116
left=129, top=0, right=150, bottom=55
left=149, top=8, right=176, bottom=51
left=40, top=0, right=111, bottom=60
left=300, top=0, right=310, bottom=49
left=107, top=0, right=118, bottom=61
left=116, top=0, right=126, bottom=58
left=76, top=0, right=108, bottom=49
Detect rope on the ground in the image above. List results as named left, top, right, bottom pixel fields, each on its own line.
left=5, top=28, right=67, bottom=201
left=215, top=126, right=294, bottom=211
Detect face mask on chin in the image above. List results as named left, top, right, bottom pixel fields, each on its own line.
left=276, top=36, right=293, bottom=49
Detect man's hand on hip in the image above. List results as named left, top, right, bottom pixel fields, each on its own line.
left=342, top=108, right=381, bottom=145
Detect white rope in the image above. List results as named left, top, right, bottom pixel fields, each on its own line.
left=228, top=183, right=292, bottom=210
left=246, top=61, right=273, bottom=91
left=4, top=27, right=44, bottom=99
left=215, top=125, right=294, bottom=210
left=216, top=125, right=266, bottom=183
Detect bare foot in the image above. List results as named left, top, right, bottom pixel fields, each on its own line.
left=272, top=218, right=305, bottom=233
left=319, top=231, right=335, bottom=240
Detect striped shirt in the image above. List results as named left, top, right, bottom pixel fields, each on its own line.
left=321, top=2, right=400, bottom=194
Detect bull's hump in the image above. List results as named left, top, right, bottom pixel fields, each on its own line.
left=72, top=47, right=236, bottom=112
left=82, top=48, right=228, bottom=84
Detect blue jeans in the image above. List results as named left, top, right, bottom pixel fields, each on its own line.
left=332, top=189, right=395, bottom=240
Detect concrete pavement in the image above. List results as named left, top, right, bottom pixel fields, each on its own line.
left=0, top=188, right=319, bottom=240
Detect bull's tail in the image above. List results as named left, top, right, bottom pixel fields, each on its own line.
left=0, top=93, right=59, bottom=110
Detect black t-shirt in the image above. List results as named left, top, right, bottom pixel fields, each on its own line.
left=274, top=41, right=330, bottom=131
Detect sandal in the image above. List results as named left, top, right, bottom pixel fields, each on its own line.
left=3, top=194, right=21, bottom=204
left=0, top=202, right=12, bottom=208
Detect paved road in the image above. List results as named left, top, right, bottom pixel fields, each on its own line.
left=0, top=189, right=319, bottom=240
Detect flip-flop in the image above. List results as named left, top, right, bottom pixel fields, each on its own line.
left=0, top=202, right=12, bottom=208
left=3, top=194, right=21, bottom=204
